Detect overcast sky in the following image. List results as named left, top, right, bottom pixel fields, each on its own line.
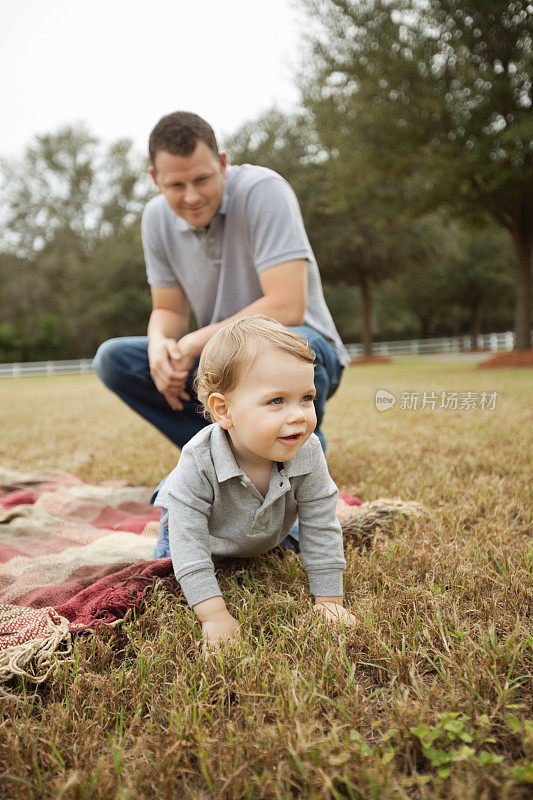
left=0, top=0, right=302, bottom=159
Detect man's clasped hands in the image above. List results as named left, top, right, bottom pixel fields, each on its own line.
left=148, top=333, right=200, bottom=411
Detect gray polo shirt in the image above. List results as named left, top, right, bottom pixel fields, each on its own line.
left=154, top=424, right=347, bottom=607
left=142, top=164, right=350, bottom=367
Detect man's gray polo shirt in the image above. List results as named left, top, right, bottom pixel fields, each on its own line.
left=142, top=164, right=350, bottom=367
left=154, top=424, right=347, bottom=607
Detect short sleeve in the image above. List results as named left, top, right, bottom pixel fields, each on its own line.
left=141, top=200, right=181, bottom=288
left=245, top=177, right=311, bottom=272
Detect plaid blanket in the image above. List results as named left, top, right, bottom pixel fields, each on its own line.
left=0, top=467, right=363, bottom=686
left=0, top=467, right=181, bottom=685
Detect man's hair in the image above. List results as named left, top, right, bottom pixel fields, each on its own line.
left=195, top=315, right=315, bottom=421
left=149, top=111, right=219, bottom=165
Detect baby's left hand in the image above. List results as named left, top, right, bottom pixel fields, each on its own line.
left=313, top=600, right=358, bottom=628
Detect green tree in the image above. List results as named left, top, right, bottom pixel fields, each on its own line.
left=443, top=223, right=515, bottom=340
left=297, top=0, right=533, bottom=347
left=0, top=125, right=150, bottom=256
left=0, top=126, right=153, bottom=359
left=307, top=189, right=437, bottom=354
left=383, top=219, right=515, bottom=340
left=0, top=125, right=98, bottom=263
left=74, top=222, right=152, bottom=357
left=224, top=107, right=318, bottom=187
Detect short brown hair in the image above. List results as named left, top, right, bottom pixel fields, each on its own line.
left=149, top=111, right=219, bottom=165
left=195, top=315, right=315, bottom=421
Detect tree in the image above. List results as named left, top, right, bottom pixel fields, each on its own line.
left=0, top=125, right=150, bottom=256
left=382, top=218, right=515, bottom=339
left=0, top=125, right=153, bottom=359
left=442, top=223, right=515, bottom=340
left=297, top=0, right=533, bottom=347
left=73, top=222, right=152, bottom=357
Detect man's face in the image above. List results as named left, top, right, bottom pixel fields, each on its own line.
left=150, top=142, right=227, bottom=229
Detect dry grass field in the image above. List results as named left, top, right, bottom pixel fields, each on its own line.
left=0, top=359, right=531, bottom=799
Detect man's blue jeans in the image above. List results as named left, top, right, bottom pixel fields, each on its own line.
left=93, top=327, right=343, bottom=556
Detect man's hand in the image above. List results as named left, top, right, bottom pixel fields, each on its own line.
left=171, top=331, right=202, bottom=372
left=147, top=286, right=196, bottom=410
left=147, top=338, right=191, bottom=411
left=313, top=599, right=358, bottom=629
left=149, top=330, right=206, bottom=411
left=193, top=596, right=241, bottom=651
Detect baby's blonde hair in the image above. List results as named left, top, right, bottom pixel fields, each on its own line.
left=195, top=315, right=315, bottom=421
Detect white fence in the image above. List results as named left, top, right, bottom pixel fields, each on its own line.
left=345, top=330, right=515, bottom=358
left=0, top=330, right=519, bottom=379
left=0, top=358, right=94, bottom=379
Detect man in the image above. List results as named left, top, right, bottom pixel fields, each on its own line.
left=94, top=111, right=350, bottom=554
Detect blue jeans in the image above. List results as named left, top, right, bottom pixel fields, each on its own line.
left=93, top=327, right=343, bottom=556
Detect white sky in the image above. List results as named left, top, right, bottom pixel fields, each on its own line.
left=0, top=0, right=302, bottom=159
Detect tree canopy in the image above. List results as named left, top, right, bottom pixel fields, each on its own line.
left=0, top=127, right=154, bottom=360
left=296, top=0, right=532, bottom=346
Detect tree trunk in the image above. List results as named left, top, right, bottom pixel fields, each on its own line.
left=511, top=227, right=532, bottom=350
left=417, top=315, right=432, bottom=340
left=359, top=272, right=373, bottom=356
left=471, top=305, right=482, bottom=349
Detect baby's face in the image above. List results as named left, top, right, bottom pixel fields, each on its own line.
left=223, top=346, right=317, bottom=467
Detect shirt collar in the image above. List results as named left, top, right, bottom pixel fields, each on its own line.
left=210, top=424, right=245, bottom=482
left=210, top=424, right=315, bottom=482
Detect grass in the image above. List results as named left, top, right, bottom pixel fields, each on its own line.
left=0, top=359, right=532, bottom=799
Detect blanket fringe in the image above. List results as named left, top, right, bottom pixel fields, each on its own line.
left=341, top=498, right=430, bottom=542
left=0, top=607, right=73, bottom=686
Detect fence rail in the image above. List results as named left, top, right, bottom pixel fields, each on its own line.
left=0, top=358, right=94, bottom=379
left=0, top=331, right=521, bottom=379
left=345, top=330, right=516, bottom=358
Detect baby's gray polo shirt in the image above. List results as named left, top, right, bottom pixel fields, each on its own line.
left=154, top=424, right=347, bottom=607
left=142, top=164, right=350, bottom=368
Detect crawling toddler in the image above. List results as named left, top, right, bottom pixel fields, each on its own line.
left=154, top=315, right=356, bottom=646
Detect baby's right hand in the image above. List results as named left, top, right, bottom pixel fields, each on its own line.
left=202, top=614, right=240, bottom=649
left=194, top=596, right=240, bottom=651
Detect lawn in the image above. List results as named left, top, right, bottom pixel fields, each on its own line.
left=0, top=359, right=531, bottom=799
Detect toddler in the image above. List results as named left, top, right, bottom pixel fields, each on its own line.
left=154, top=315, right=356, bottom=646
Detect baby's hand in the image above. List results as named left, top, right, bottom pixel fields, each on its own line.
left=313, top=600, right=358, bottom=628
left=202, top=614, right=240, bottom=650
left=194, top=596, right=240, bottom=651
